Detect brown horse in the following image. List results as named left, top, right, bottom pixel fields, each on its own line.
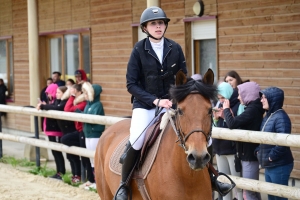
left=95, top=69, right=217, bottom=199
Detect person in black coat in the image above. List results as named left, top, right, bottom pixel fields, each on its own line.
left=223, top=82, right=264, bottom=200
left=37, top=84, right=67, bottom=180
left=0, top=79, right=7, bottom=116
left=256, top=87, right=293, bottom=200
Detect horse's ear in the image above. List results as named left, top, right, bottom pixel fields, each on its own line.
left=202, top=69, right=214, bottom=85
left=175, top=70, right=187, bottom=86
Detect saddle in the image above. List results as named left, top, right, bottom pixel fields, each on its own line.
left=110, top=112, right=166, bottom=179
left=110, top=112, right=169, bottom=200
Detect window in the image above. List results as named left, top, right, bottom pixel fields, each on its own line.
left=194, top=39, right=217, bottom=78
left=47, top=32, right=91, bottom=82
left=191, top=19, right=217, bottom=82
left=0, top=38, right=14, bottom=101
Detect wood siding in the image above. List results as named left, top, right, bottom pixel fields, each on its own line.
left=0, top=0, right=300, bottom=178
left=217, top=0, right=300, bottom=177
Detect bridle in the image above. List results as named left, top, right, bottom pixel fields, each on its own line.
left=167, top=91, right=213, bottom=151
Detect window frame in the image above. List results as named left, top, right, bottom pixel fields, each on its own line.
left=40, top=29, right=91, bottom=82
left=0, top=36, right=14, bottom=102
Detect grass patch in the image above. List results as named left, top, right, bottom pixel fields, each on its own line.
left=0, top=156, right=35, bottom=167
left=28, top=162, right=56, bottom=177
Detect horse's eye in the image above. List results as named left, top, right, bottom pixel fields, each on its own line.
left=178, top=108, right=183, bottom=116
left=208, top=108, right=212, bottom=115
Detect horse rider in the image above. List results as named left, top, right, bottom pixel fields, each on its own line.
left=113, top=6, right=233, bottom=200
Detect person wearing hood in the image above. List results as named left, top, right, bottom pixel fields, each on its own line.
left=255, top=87, right=293, bottom=200
left=212, top=82, right=243, bottom=200
left=63, top=84, right=89, bottom=184
left=36, top=84, right=66, bottom=180
left=79, top=82, right=105, bottom=190
left=75, top=69, right=88, bottom=84
left=223, top=82, right=264, bottom=200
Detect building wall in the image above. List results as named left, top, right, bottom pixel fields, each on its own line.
left=216, top=0, right=300, bottom=177
left=0, top=0, right=300, bottom=178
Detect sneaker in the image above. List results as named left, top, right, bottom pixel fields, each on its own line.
left=85, top=183, right=96, bottom=190
left=49, top=173, right=62, bottom=180
left=79, top=181, right=93, bottom=189
left=71, top=175, right=81, bottom=184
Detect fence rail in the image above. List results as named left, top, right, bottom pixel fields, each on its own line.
left=0, top=104, right=299, bottom=199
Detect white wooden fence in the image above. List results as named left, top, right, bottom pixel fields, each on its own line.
left=0, top=104, right=299, bottom=199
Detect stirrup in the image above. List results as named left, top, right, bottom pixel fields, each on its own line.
left=113, top=182, right=133, bottom=200
left=212, top=172, right=236, bottom=196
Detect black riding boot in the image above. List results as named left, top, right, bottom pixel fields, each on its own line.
left=210, top=171, right=235, bottom=196
left=113, top=142, right=140, bottom=200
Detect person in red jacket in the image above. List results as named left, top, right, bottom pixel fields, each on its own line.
left=62, top=84, right=89, bottom=184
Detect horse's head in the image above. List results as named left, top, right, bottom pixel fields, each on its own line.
left=169, top=69, right=217, bottom=170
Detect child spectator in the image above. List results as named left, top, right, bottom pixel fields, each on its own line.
left=74, top=69, right=88, bottom=84
left=66, top=79, right=75, bottom=88
left=62, top=84, right=93, bottom=185
left=212, top=82, right=243, bottom=200
left=80, top=82, right=105, bottom=189
left=256, top=87, right=294, bottom=200
left=36, top=83, right=66, bottom=180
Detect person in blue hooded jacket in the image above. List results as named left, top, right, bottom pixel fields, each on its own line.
left=256, top=87, right=293, bottom=200
left=80, top=81, right=105, bottom=189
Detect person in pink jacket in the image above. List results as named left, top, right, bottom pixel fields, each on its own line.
left=36, top=83, right=66, bottom=180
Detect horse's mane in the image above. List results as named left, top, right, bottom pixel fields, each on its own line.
left=169, top=78, right=218, bottom=104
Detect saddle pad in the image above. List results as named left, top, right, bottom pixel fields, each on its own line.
left=109, top=126, right=166, bottom=179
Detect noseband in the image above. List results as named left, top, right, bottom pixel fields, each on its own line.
left=167, top=91, right=212, bottom=151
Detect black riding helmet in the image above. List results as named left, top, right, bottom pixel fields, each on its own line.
left=140, top=6, right=170, bottom=40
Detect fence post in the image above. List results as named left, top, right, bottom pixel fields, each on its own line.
left=24, top=105, right=41, bottom=168
left=34, top=115, right=40, bottom=168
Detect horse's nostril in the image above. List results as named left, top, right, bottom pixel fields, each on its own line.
left=187, top=153, right=196, bottom=165
left=204, top=153, right=211, bottom=162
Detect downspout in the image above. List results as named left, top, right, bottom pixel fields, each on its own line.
left=27, top=0, right=40, bottom=132
left=147, top=0, right=160, bottom=7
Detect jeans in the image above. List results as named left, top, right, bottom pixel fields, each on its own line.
left=242, top=161, right=261, bottom=200
left=265, top=163, right=293, bottom=200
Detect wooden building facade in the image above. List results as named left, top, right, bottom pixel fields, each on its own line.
left=0, top=0, right=300, bottom=177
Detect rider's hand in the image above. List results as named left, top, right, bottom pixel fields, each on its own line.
left=153, top=99, right=172, bottom=109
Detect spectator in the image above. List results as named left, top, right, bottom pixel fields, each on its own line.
left=52, top=71, right=65, bottom=86
left=77, top=82, right=105, bottom=190
left=224, top=70, right=249, bottom=89
left=212, top=82, right=243, bottom=200
left=40, top=78, right=53, bottom=104
left=36, top=83, right=65, bottom=180
left=0, top=78, right=8, bottom=116
left=256, top=87, right=294, bottom=200
left=62, top=84, right=93, bottom=185
left=74, top=69, right=88, bottom=84
left=223, top=82, right=264, bottom=200
left=224, top=70, right=249, bottom=118
left=66, top=78, right=75, bottom=88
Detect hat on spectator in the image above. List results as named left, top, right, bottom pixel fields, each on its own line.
left=191, top=74, right=202, bottom=81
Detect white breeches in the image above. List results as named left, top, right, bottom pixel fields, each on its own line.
left=129, top=108, right=165, bottom=150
